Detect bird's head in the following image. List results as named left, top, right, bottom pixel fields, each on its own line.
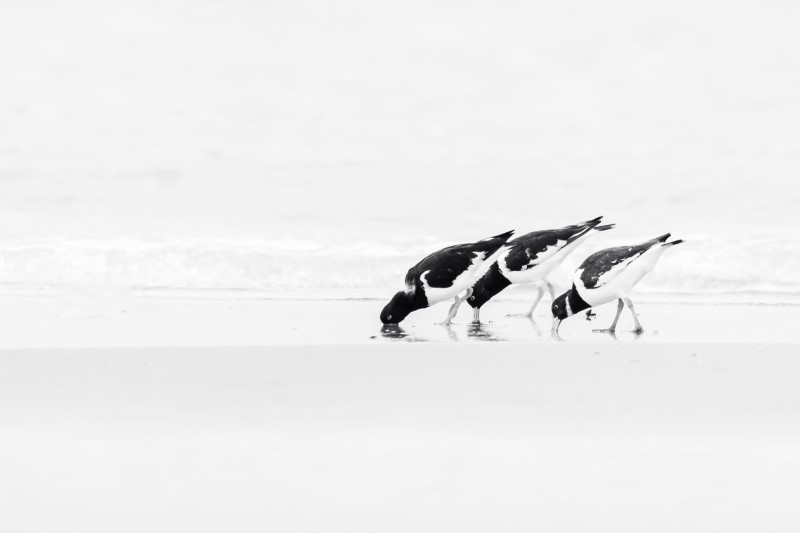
left=551, top=288, right=591, bottom=335
left=380, top=291, right=417, bottom=325
left=551, top=291, right=573, bottom=321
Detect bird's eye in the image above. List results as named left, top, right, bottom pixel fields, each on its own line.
left=387, top=315, right=392, bottom=320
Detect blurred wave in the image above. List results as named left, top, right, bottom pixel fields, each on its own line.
left=0, top=237, right=797, bottom=304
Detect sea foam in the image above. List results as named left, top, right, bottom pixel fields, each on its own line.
left=0, top=236, right=797, bottom=304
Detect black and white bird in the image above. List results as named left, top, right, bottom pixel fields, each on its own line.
left=551, top=233, right=684, bottom=335
left=380, top=230, right=514, bottom=325
left=467, top=217, right=614, bottom=323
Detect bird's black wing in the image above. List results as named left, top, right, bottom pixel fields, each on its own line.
left=504, top=218, right=603, bottom=272
left=406, top=230, right=514, bottom=289
left=579, top=234, right=670, bottom=289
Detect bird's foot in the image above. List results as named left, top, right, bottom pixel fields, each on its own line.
left=632, top=327, right=644, bottom=335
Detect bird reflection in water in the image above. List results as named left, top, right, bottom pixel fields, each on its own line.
left=526, top=319, right=553, bottom=341
left=592, top=328, right=618, bottom=341
left=466, top=322, right=503, bottom=342
left=442, top=324, right=459, bottom=342
left=592, top=328, right=645, bottom=341
left=379, top=324, right=425, bottom=342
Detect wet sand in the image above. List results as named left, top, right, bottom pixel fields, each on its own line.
left=1, top=293, right=799, bottom=531
left=0, top=290, right=797, bottom=348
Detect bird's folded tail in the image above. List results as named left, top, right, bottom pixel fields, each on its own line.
left=565, top=216, right=609, bottom=244
left=483, top=230, right=515, bottom=243
left=650, top=234, right=683, bottom=249
left=594, top=223, right=615, bottom=232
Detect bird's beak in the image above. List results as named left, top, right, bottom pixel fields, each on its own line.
left=551, top=318, right=562, bottom=336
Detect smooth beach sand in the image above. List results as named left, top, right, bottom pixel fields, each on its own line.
left=1, top=295, right=799, bottom=531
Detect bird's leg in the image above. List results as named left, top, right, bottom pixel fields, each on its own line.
left=544, top=280, right=557, bottom=303
left=508, top=285, right=544, bottom=319
left=447, top=297, right=459, bottom=314
left=528, top=284, right=547, bottom=316
left=473, top=307, right=481, bottom=324
left=438, top=297, right=461, bottom=325
left=438, top=288, right=473, bottom=326
left=624, top=298, right=644, bottom=333
left=594, top=298, right=624, bottom=333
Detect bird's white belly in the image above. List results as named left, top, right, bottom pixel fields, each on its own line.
left=502, top=258, right=559, bottom=284
left=421, top=251, right=495, bottom=305
left=422, top=276, right=472, bottom=305
left=500, top=237, right=583, bottom=285
left=576, top=279, right=622, bottom=307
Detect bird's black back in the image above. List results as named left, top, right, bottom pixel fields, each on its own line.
left=578, top=234, right=670, bottom=289
left=503, top=218, right=603, bottom=272
left=405, top=230, right=514, bottom=289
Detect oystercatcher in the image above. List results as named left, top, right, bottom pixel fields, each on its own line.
left=551, top=234, right=683, bottom=335
left=467, top=217, right=614, bottom=322
left=380, top=230, right=514, bottom=325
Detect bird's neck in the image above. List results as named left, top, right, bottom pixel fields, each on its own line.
left=567, top=285, right=591, bottom=315
left=408, top=285, right=430, bottom=310
left=467, top=263, right=511, bottom=309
